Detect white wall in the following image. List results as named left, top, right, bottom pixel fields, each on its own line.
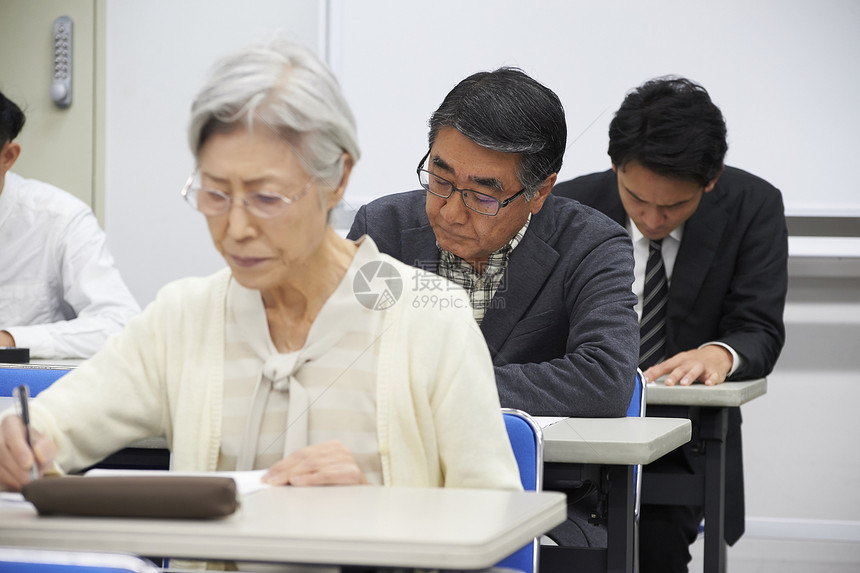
left=684, top=272, right=860, bottom=572
left=100, top=2, right=860, bottom=569
left=330, top=0, right=860, bottom=217
left=105, top=0, right=860, bottom=306
left=104, top=0, right=325, bottom=307
left=739, top=270, right=860, bottom=569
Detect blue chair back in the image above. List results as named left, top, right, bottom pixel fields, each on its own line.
left=627, top=370, right=647, bottom=573
left=626, top=368, right=646, bottom=418
left=0, top=364, right=170, bottom=473
left=0, top=547, right=159, bottom=572
left=626, top=369, right=647, bottom=521
left=497, top=408, right=543, bottom=573
left=0, top=365, right=72, bottom=397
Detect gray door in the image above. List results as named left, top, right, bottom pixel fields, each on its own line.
left=0, top=0, right=98, bottom=211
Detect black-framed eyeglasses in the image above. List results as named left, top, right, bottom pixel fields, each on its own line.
left=181, top=170, right=314, bottom=219
left=416, top=151, right=528, bottom=216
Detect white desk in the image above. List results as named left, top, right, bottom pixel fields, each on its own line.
left=643, top=378, right=768, bottom=573
left=28, top=359, right=85, bottom=367
left=646, top=378, right=767, bottom=407
left=543, top=416, right=692, bottom=466
left=0, top=485, right=566, bottom=570
left=0, top=360, right=83, bottom=370
left=540, top=416, right=692, bottom=573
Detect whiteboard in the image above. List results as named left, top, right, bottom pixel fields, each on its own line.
left=102, top=0, right=860, bottom=307
left=329, top=0, right=860, bottom=218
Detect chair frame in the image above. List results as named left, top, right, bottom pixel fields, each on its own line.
left=0, top=364, right=73, bottom=398
left=631, top=368, right=647, bottom=521
left=500, top=407, right=544, bottom=573
left=631, top=368, right=647, bottom=573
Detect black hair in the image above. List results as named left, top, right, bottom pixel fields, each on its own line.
left=0, top=91, right=25, bottom=146
left=428, top=67, right=567, bottom=198
left=608, top=76, right=727, bottom=187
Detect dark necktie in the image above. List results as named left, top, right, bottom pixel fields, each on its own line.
left=639, top=239, right=668, bottom=369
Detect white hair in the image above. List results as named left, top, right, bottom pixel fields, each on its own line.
left=188, top=37, right=360, bottom=190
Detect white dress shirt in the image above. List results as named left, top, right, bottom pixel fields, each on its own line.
left=0, top=172, right=140, bottom=358
left=628, top=219, right=741, bottom=376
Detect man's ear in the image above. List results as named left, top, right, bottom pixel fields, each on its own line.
left=0, top=142, right=21, bottom=175
left=527, top=172, right=557, bottom=215
left=704, top=167, right=724, bottom=194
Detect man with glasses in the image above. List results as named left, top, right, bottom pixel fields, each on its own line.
left=348, top=67, right=639, bottom=546
left=554, top=76, right=788, bottom=572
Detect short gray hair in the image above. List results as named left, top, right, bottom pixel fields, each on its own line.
left=428, top=68, right=566, bottom=200
left=188, top=37, right=360, bottom=190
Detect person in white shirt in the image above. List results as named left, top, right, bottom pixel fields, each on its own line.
left=0, top=91, right=140, bottom=359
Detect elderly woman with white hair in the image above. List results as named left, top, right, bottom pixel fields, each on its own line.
left=0, top=38, right=520, bottom=493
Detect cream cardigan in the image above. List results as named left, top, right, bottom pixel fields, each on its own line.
left=25, top=243, right=521, bottom=490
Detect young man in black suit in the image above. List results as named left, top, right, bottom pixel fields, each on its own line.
left=554, top=77, right=788, bottom=572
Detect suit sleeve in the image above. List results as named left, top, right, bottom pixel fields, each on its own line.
left=494, top=230, right=640, bottom=417
left=345, top=204, right=367, bottom=241
left=716, top=188, right=787, bottom=379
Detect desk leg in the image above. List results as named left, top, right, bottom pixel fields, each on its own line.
left=541, top=463, right=633, bottom=573
left=605, top=465, right=634, bottom=573
left=700, top=407, right=728, bottom=573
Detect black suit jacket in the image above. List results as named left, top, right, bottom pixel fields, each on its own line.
left=348, top=191, right=640, bottom=418
left=554, top=166, right=788, bottom=544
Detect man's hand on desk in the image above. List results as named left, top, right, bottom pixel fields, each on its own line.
left=263, top=440, right=369, bottom=487
left=0, top=330, right=15, bottom=347
left=643, top=345, right=733, bottom=387
left=0, top=416, right=57, bottom=492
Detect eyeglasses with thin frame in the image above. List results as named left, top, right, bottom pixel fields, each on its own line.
left=181, top=170, right=315, bottom=219
left=416, top=151, right=528, bottom=216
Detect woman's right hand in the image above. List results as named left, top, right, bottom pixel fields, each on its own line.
left=262, top=440, right=369, bottom=487
left=0, top=416, right=57, bottom=491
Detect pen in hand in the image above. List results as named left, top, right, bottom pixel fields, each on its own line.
left=13, top=384, right=40, bottom=481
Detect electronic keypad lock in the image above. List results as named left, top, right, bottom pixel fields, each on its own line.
left=50, top=16, right=73, bottom=108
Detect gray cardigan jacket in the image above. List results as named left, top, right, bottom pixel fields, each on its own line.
left=348, top=191, right=639, bottom=417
